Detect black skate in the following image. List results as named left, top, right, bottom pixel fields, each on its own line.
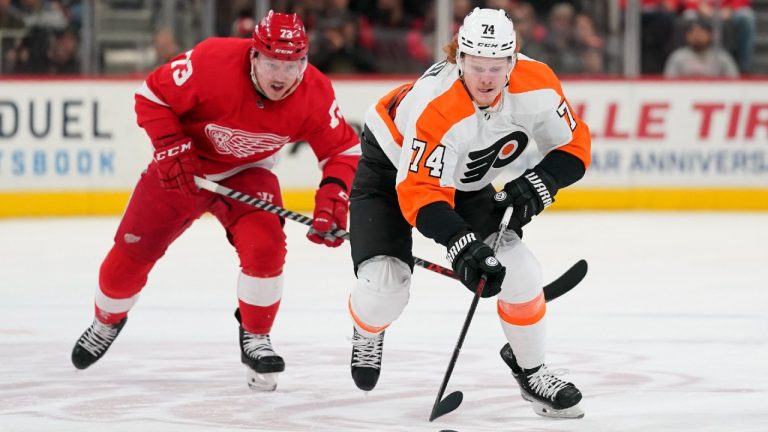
left=235, top=309, right=284, bottom=391
left=500, top=343, right=584, bottom=419
left=71, top=317, right=127, bottom=369
left=350, top=327, right=384, bottom=391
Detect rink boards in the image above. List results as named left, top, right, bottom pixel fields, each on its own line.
left=0, top=77, right=766, bottom=216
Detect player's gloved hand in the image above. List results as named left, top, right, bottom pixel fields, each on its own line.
left=493, top=167, right=558, bottom=232
left=446, top=231, right=506, bottom=297
left=153, top=138, right=201, bottom=196
left=307, top=182, right=349, bottom=247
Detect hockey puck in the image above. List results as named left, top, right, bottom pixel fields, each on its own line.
left=439, top=430, right=458, bottom=432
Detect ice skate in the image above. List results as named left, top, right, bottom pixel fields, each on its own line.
left=236, top=310, right=284, bottom=391
left=71, top=317, right=127, bottom=369
left=350, top=327, right=384, bottom=391
left=500, top=343, right=584, bottom=419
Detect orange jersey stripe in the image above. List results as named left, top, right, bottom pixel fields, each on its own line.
left=497, top=292, right=546, bottom=326
left=348, top=296, right=389, bottom=334
left=396, top=80, right=475, bottom=226
left=509, top=59, right=591, bottom=169
left=373, top=83, right=414, bottom=147
left=557, top=101, right=592, bottom=169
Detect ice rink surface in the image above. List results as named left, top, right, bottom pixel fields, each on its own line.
left=1, top=212, right=767, bottom=432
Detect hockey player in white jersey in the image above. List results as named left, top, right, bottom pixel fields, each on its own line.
left=346, top=8, right=591, bottom=419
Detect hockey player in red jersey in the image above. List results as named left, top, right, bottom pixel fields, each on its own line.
left=347, top=8, right=589, bottom=418
left=71, top=11, right=360, bottom=391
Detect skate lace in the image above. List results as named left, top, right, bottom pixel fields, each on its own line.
left=527, top=366, right=569, bottom=401
left=79, top=320, right=119, bottom=357
left=242, top=332, right=277, bottom=359
left=350, top=331, right=384, bottom=369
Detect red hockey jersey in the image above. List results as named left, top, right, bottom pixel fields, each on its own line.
left=135, top=37, right=360, bottom=183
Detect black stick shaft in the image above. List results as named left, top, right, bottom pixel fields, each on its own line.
left=429, top=275, right=486, bottom=420
left=196, top=176, right=457, bottom=277
left=194, top=176, right=585, bottom=301
left=429, top=207, right=513, bottom=421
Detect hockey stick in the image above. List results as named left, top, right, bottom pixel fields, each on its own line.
left=429, top=207, right=513, bottom=422
left=193, top=176, right=587, bottom=301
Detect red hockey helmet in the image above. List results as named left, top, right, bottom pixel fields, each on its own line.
left=252, top=10, right=308, bottom=61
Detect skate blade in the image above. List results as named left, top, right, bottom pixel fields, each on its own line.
left=521, top=392, right=584, bottom=419
left=530, top=400, right=584, bottom=419
left=245, top=368, right=279, bottom=391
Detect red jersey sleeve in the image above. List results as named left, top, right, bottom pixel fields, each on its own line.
left=135, top=48, right=201, bottom=147
left=299, top=68, right=361, bottom=189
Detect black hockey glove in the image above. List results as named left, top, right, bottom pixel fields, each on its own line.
left=493, top=167, right=559, bottom=232
left=446, top=231, right=506, bottom=298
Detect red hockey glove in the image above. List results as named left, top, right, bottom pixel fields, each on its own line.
left=152, top=138, right=201, bottom=196
left=307, top=182, right=349, bottom=248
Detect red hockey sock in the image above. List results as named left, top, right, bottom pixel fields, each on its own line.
left=95, top=245, right=155, bottom=324
left=95, top=306, right=128, bottom=325
left=238, top=300, right=281, bottom=334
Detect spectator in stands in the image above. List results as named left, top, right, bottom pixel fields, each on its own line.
left=231, top=14, right=255, bottom=38
left=452, top=0, right=472, bottom=31
left=12, top=26, right=49, bottom=73
left=312, top=14, right=376, bottom=73
left=0, top=0, right=24, bottom=29
left=285, top=0, right=323, bottom=30
left=0, top=0, right=25, bottom=73
left=486, top=0, right=517, bottom=13
left=60, top=0, right=81, bottom=30
left=152, top=28, right=179, bottom=67
left=324, top=0, right=354, bottom=20
left=573, top=13, right=605, bottom=74
left=620, top=0, right=681, bottom=74
left=402, top=0, right=435, bottom=69
left=17, top=0, right=68, bottom=31
left=10, top=0, right=71, bottom=74
left=664, top=18, right=739, bottom=77
left=508, top=1, right=546, bottom=61
left=358, top=0, right=426, bottom=73
left=541, top=2, right=581, bottom=74
left=46, top=26, right=78, bottom=74
left=682, top=0, right=755, bottom=73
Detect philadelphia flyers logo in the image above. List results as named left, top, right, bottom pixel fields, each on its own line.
left=460, top=131, right=529, bottom=183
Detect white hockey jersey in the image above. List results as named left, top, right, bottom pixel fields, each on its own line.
left=364, top=55, right=591, bottom=225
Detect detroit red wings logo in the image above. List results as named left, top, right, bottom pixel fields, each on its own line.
left=205, top=124, right=291, bottom=158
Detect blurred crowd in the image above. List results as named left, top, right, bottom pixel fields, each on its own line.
left=0, top=0, right=81, bottom=74
left=627, top=0, right=754, bottom=77
left=246, top=0, right=614, bottom=75
left=0, top=0, right=759, bottom=77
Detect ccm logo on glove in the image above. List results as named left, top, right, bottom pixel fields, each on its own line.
left=152, top=138, right=201, bottom=196
left=153, top=142, right=193, bottom=161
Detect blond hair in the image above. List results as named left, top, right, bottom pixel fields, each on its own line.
left=444, top=34, right=460, bottom=64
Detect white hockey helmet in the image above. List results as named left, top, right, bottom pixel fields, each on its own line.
left=457, top=8, right=516, bottom=59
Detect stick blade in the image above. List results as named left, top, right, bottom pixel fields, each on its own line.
left=429, top=391, right=463, bottom=421
left=543, top=259, right=588, bottom=303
